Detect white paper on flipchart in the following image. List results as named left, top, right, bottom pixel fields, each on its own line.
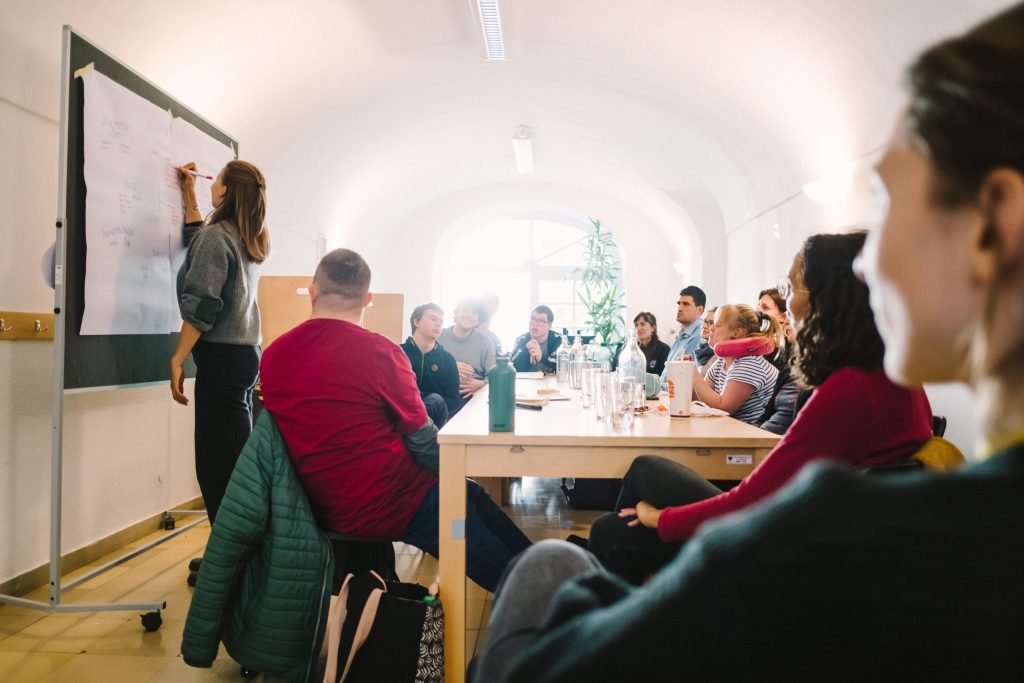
left=167, top=115, right=235, bottom=328
left=80, top=69, right=233, bottom=335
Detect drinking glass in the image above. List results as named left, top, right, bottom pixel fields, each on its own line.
left=595, top=372, right=616, bottom=421
left=581, top=365, right=602, bottom=408
left=569, top=360, right=583, bottom=389
left=612, top=377, right=638, bottom=430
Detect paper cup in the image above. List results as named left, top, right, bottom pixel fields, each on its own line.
left=665, top=361, right=693, bottom=417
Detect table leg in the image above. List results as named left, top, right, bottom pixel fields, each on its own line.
left=440, top=443, right=467, bottom=682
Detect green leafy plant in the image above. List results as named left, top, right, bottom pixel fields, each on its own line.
left=570, top=218, right=625, bottom=348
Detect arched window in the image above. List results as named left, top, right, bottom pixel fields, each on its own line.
left=437, top=217, right=623, bottom=349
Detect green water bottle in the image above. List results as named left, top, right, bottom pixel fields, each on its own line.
left=488, top=354, right=515, bottom=432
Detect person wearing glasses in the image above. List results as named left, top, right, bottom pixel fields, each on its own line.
left=693, top=306, right=717, bottom=369
left=509, top=305, right=562, bottom=373
left=580, top=231, right=931, bottom=584
left=473, top=7, right=1024, bottom=680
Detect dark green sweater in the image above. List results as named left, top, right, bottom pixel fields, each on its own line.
left=499, top=443, right=1024, bottom=682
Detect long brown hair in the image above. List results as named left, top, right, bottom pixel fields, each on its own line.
left=208, top=160, right=270, bottom=263
left=906, top=4, right=1024, bottom=425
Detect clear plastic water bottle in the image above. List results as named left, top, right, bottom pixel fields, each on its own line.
left=568, top=334, right=585, bottom=389
left=616, top=326, right=646, bottom=413
left=556, top=341, right=570, bottom=384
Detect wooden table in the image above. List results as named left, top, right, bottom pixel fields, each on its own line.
left=437, top=377, right=780, bottom=682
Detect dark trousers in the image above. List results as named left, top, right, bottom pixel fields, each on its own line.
left=401, top=480, right=533, bottom=593
left=191, top=341, right=260, bottom=525
left=422, top=392, right=449, bottom=429
left=589, top=455, right=721, bottom=584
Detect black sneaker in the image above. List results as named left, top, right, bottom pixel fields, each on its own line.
left=564, top=534, right=589, bottom=551
left=188, top=557, right=202, bottom=572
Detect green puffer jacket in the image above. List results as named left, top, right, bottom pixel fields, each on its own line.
left=181, top=410, right=334, bottom=683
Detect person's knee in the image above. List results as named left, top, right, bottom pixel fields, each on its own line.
left=501, top=540, right=598, bottom=589
left=422, top=393, right=449, bottom=426
left=630, top=454, right=666, bottom=476
left=512, top=539, right=597, bottom=577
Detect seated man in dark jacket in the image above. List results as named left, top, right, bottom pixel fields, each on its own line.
left=509, top=305, right=562, bottom=373
left=400, top=303, right=461, bottom=428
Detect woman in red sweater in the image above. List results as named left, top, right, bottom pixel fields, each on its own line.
left=586, top=230, right=933, bottom=583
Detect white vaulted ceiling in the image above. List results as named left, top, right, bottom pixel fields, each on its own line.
left=1, top=0, right=1013, bottom=284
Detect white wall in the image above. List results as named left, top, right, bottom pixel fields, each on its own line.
left=366, top=184, right=714, bottom=342
left=0, top=92, right=202, bottom=582
left=0, top=80, right=318, bottom=588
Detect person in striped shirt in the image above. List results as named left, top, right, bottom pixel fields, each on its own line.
left=693, top=304, right=780, bottom=424
left=581, top=232, right=931, bottom=584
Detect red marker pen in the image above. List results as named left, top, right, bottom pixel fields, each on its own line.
left=176, top=167, right=214, bottom=180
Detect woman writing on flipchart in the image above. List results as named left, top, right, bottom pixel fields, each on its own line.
left=170, top=160, right=269, bottom=539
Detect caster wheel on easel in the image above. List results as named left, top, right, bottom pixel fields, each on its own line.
left=140, top=610, right=162, bottom=632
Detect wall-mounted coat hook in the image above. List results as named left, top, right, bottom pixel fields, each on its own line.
left=0, top=311, right=54, bottom=340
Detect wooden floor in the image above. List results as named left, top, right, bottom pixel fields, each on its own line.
left=0, top=478, right=602, bottom=682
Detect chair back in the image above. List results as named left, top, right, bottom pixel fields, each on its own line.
left=912, top=436, right=966, bottom=472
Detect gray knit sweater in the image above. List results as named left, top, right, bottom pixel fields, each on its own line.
left=177, top=220, right=261, bottom=345
left=439, top=326, right=496, bottom=378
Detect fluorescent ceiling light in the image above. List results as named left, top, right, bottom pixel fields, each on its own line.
left=477, top=0, right=506, bottom=60
left=512, top=125, right=534, bottom=174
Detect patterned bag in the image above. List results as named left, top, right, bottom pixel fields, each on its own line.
left=323, top=571, right=444, bottom=683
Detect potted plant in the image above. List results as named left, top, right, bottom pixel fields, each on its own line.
left=569, top=218, right=625, bottom=350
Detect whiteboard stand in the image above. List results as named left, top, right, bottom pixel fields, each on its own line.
left=0, top=26, right=232, bottom=630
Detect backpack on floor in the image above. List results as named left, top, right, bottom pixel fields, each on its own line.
left=323, top=571, right=444, bottom=683
left=560, top=477, right=623, bottom=511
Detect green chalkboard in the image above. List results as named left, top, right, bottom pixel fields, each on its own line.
left=59, top=27, right=238, bottom=389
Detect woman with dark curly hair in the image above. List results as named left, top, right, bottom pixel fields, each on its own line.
left=474, top=7, right=1024, bottom=679
left=582, top=230, right=933, bottom=584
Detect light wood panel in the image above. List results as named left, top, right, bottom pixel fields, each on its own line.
left=257, top=275, right=404, bottom=348
left=0, top=311, right=55, bottom=341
